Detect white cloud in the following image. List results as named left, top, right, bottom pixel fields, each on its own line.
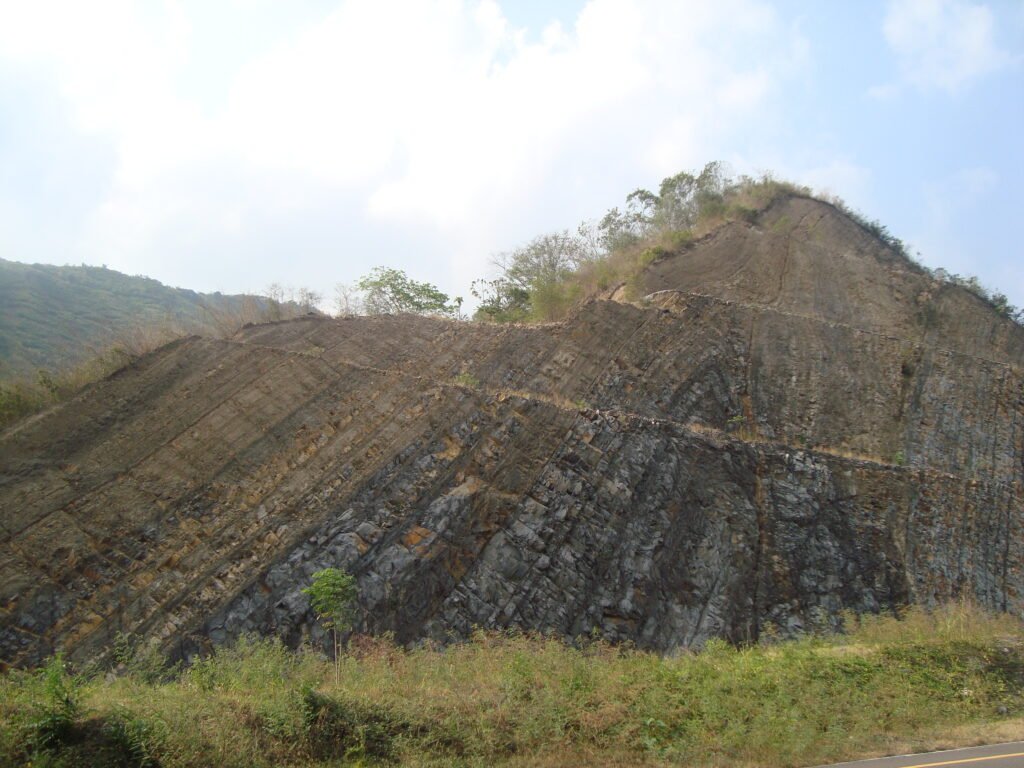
left=876, top=0, right=1017, bottom=94
left=0, top=0, right=809, bottom=295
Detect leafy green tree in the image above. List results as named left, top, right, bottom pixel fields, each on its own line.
left=357, top=267, right=461, bottom=317
left=473, top=231, right=595, bottom=322
left=596, top=206, right=644, bottom=252
left=498, top=232, right=593, bottom=289
left=589, top=163, right=731, bottom=257
left=470, top=278, right=531, bottom=323
left=615, top=161, right=728, bottom=237
left=302, top=567, right=357, bottom=683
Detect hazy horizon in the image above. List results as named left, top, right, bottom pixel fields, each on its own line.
left=1, top=0, right=1021, bottom=309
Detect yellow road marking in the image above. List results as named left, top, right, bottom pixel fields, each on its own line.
left=898, top=752, right=1024, bottom=768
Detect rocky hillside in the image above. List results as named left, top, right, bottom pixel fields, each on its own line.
left=1, top=194, right=1021, bottom=668
left=0, top=258, right=270, bottom=378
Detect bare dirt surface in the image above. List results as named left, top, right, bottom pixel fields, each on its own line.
left=1, top=196, right=1021, bottom=667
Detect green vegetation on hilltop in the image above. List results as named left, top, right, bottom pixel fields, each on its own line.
left=0, top=259, right=269, bottom=377
left=471, top=162, right=803, bottom=323
left=0, top=262, right=319, bottom=430
left=468, top=162, right=1023, bottom=325
left=2, top=603, right=1022, bottom=767
left=357, top=267, right=463, bottom=318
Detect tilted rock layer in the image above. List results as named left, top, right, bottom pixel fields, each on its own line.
left=1, top=195, right=1021, bottom=667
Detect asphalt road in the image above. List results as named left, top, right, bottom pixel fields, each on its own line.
left=818, top=741, right=1024, bottom=768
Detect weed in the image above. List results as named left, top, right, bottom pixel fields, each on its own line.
left=23, top=654, right=82, bottom=755
left=113, top=632, right=180, bottom=684
left=452, top=371, right=480, bottom=389
left=1, top=605, right=1022, bottom=767
left=102, top=706, right=166, bottom=767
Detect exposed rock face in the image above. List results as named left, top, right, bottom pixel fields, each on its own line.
left=1, top=195, right=1021, bottom=667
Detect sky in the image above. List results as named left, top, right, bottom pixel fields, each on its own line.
left=0, top=0, right=1021, bottom=310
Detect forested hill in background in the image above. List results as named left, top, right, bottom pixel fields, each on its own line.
left=0, top=259, right=276, bottom=377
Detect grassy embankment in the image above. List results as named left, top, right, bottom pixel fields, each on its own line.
left=1, top=603, right=1022, bottom=767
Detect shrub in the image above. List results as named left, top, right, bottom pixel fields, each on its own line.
left=23, top=654, right=82, bottom=755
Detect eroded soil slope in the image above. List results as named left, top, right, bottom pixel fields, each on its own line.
left=1, top=196, right=1021, bottom=667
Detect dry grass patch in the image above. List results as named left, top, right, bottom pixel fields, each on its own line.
left=2, top=604, right=1022, bottom=767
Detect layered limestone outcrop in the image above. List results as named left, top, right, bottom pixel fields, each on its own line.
left=1, top=195, right=1021, bottom=667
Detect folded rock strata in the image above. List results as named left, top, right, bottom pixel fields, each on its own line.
left=1, top=195, right=1020, bottom=667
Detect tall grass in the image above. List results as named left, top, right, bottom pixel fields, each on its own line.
left=2, top=603, right=1022, bottom=767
